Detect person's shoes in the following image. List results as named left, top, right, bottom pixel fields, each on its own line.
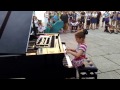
left=109, top=32, right=112, bottom=34
left=114, top=32, right=118, bottom=34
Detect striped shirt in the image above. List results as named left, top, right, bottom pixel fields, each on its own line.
left=72, top=44, right=87, bottom=68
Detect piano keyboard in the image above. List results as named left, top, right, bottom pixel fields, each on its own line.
left=62, top=43, right=73, bottom=68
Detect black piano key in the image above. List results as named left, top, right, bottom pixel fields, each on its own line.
left=46, top=38, right=50, bottom=44
left=50, top=36, right=55, bottom=48
left=40, top=45, right=48, bottom=46
left=43, top=38, right=46, bottom=44
left=37, top=38, right=42, bottom=44
left=56, top=36, right=58, bottom=39
left=57, top=36, right=61, bottom=52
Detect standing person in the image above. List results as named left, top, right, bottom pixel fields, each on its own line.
left=116, top=11, right=120, bottom=32
left=31, top=16, right=39, bottom=35
left=47, top=18, right=53, bottom=28
left=91, top=11, right=97, bottom=30
left=66, top=29, right=88, bottom=68
left=60, top=11, right=69, bottom=33
left=53, top=12, right=59, bottom=22
left=110, top=11, right=116, bottom=26
left=76, top=11, right=81, bottom=21
left=96, top=11, right=101, bottom=29
left=44, top=11, right=49, bottom=27
left=110, top=11, right=117, bottom=33
left=73, top=11, right=77, bottom=21
left=101, top=12, right=105, bottom=27
left=68, top=11, right=73, bottom=25
left=104, top=11, right=110, bottom=24
left=86, top=11, right=91, bottom=30
left=80, top=11, right=85, bottom=28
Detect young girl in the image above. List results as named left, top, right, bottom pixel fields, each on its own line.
left=66, top=29, right=88, bottom=68
left=38, top=20, right=46, bottom=33
left=70, top=19, right=79, bottom=32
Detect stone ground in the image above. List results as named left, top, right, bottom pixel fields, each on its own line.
left=60, top=25, right=120, bottom=79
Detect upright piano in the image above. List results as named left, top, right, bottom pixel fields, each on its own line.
left=0, top=11, right=76, bottom=79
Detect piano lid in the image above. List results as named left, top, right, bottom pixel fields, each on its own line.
left=0, top=11, right=33, bottom=55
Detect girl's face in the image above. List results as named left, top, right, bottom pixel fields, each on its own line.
left=75, top=36, right=83, bottom=44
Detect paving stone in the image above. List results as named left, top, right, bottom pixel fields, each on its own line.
left=104, top=54, right=120, bottom=65
left=115, top=70, right=120, bottom=75
left=87, top=48, right=108, bottom=57
left=97, top=71, right=120, bottom=79
left=91, top=56, right=120, bottom=72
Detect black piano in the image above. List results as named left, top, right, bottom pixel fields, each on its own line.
left=0, top=11, right=76, bottom=79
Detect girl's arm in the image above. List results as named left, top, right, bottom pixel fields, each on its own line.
left=66, top=49, right=84, bottom=58
left=66, top=48, right=76, bottom=52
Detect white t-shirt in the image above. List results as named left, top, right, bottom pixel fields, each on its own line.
left=34, top=20, right=38, bottom=27
left=104, top=12, right=110, bottom=18
left=31, top=19, right=38, bottom=28
left=71, top=22, right=79, bottom=26
left=38, top=25, right=46, bottom=32
left=86, top=13, right=91, bottom=20
left=92, top=13, right=97, bottom=18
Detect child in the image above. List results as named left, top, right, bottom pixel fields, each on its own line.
left=66, top=29, right=88, bottom=68
left=104, top=22, right=118, bottom=34
left=38, top=20, right=46, bottom=33
left=70, top=19, right=79, bottom=32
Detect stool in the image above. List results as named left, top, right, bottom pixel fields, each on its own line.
left=77, top=59, right=98, bottom=79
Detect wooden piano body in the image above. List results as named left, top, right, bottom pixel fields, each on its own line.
left=0, top=11, right=76, bottom=79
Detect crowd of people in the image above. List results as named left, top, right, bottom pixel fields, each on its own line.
left=31, top=11, right=120, bottom=35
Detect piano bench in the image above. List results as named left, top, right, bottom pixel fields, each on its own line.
left=77, top=60, right=98, bottom=79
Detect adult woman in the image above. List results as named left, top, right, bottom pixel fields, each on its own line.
left=91, top=11, right=97, bottom=30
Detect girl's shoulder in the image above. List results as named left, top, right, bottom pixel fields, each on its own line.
left=78, top=44, right=87, bottom=52
left=80, top=44, right=87, bottom=47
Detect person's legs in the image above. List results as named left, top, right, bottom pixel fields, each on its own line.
left=102, top=18, right=105, bottom=27
left=96, top=18, right=100, bottom=29
left=118, top=21, right=120, bottom=32
left=86, top=20, right=90, bottom=29
left=63, top=23, right=68, bottom=33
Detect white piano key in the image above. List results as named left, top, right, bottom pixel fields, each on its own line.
left=62, top=44, right=73, bottom=68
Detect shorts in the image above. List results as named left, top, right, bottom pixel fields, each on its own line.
left=80, top=19, right=85, bottom=23
left=71, top=26, right=78, bottom=30
left=72, top=59, right=84, bottom=68
left=97, top=18, right=100, bottom=24
left=91, top=18, right=97, bottom=24
left=86, top=20, right=90, bottom=25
